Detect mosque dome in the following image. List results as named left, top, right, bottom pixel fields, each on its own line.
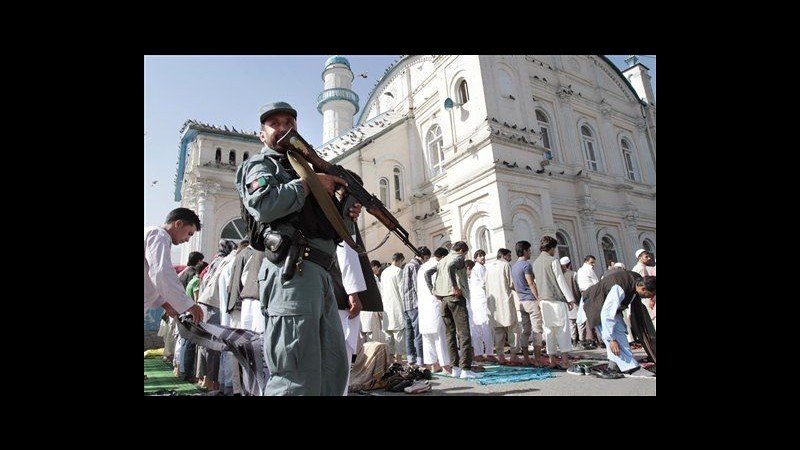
left=324, top=55, right=351, bottom=69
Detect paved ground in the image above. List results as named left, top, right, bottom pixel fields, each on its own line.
left=358, top=345, right=656, bottom=396
left=145, top=345, right=655, bottom=396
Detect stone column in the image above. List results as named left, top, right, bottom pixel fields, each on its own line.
left=598, top=105, right=621, bottom=176
left=178, top=187, right=198, bottom=264
left=623, top=209, right=640, bottom=266
left=578, top=205, right=600, bottom=265
left=555, top=90, right=581, bottom=166
left=635, top=119, right=655, bottom=184
left=195, top=180, right=220, bottom=257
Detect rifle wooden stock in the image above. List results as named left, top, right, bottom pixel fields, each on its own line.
left=277, top=129, right=421, bottom=257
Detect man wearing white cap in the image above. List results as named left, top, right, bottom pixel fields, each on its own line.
left=576, top=255, right=600, bottom=349
left=632, top=249, right=655, bottom=329
left=560, top=256, right=582, bottom=347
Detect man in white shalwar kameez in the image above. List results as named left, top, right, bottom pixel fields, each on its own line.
left=485, top=249, right=522, bottom=365
left=468, top=250, right=494, bottom=362
left=575, top=255, right=600, bottom=348
left=559, top=257, right=581, bottom=346
left=631, top=249, right=655, bottom=330
left=217, top=245, right=242, bottom=396
left=381, top=253, right=406, bottom=364
left=531, top=236, right=576, bottom=370
left=416, top=248, right=451, bottom=372
left=335, top=232, right=365, bottom=395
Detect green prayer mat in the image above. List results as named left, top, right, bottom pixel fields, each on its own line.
left=144, top=356, right=205, bottom=396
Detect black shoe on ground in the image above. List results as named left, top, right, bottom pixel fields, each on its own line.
left=591, top=367, right=624, bottom=379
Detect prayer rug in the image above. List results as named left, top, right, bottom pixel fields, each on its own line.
left=436, top=364, right=555, bottom=385
left=144, top=356, right=205, bottom=396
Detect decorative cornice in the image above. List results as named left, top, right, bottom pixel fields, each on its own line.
left=600, top=98, right=612, bottom=117
left=579, top=209, right=595, bottom=224
left=578, top=195, right=596, bottom=223
left=195, top=179, right=222, bottom=197
left=624, top=208, right=639, bottom=227
left=589, top=56, right=636, bottom=104
left=557, top=88, right=573, bottom=103
left=179, top=120, right=260, bottom=139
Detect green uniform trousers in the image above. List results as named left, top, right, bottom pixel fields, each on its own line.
left=260, top=254, right=348, bottom=395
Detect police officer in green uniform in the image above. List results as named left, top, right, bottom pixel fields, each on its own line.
left=236, top=101, right=362, bottom=395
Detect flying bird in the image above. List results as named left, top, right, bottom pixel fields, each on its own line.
left=384, top=92, right=394, bottom=98
left=359, top=72, right=368, bottom=78
left=508, top=95, right=516, bottom=100
left=150, top=180, right=158, bottom=186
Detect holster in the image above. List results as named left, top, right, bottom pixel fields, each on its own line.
left=280, top=231, right=336, bottom=283
left=264, top=232, right=291, bottom=263
left=281, top=232, right=304, bottom=283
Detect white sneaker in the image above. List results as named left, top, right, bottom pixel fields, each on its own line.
left=451, top=367, right=462, bottom=378
left=459, top=369, right=481, bottom=379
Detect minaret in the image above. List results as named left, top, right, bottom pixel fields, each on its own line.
left=621, top=55, right=655, bottom=105
left=318, top=55, right=359, bottom=144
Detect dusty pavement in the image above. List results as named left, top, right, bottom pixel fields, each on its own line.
left=357, top=345, right=655, bottom=396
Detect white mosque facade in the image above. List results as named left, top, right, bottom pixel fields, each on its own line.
left=174, top=55, right=656, bottom=275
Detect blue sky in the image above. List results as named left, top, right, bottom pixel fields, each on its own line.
left=144, top=55, right=656, bottom=228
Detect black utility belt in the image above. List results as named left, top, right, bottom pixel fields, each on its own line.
left=298, top=245, right=336, bottom=271
left=264, top=232, right=335, bottom=282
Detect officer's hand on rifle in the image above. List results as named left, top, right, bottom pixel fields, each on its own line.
left=316, top=173, right=348, bottom=196
left=348, top=202, right=362, bottom=221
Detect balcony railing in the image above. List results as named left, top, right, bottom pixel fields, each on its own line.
left=317, top=88, right=359, bottom=114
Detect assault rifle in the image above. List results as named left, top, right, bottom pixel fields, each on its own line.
left=277, top=128, right=421, bottom=258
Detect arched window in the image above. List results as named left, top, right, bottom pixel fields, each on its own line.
left=229, top=150, right=236, bottom=165
left=393, top=166, right=403, bottom=201
left=536, top=109, right=553, bottom=160
left=457, top=79, right=469, bottom=105
left=476, top=226, right=492, bottom=254
left=601, top=235, right=618, bottom=270
left=556, top=231, right=572, bottom=262
left=221, top=218, right=247, bottom=241
left=426, top=125, right=445, bottom=176
left=621, top=138, right=636, bottom=181
left=379, top=178, right=390, bottom=208
left=581, top=125, right=599, bottom=171
left=215, top=148, right=222, bottom=163
left=243, top=151, right=250, bottom=162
